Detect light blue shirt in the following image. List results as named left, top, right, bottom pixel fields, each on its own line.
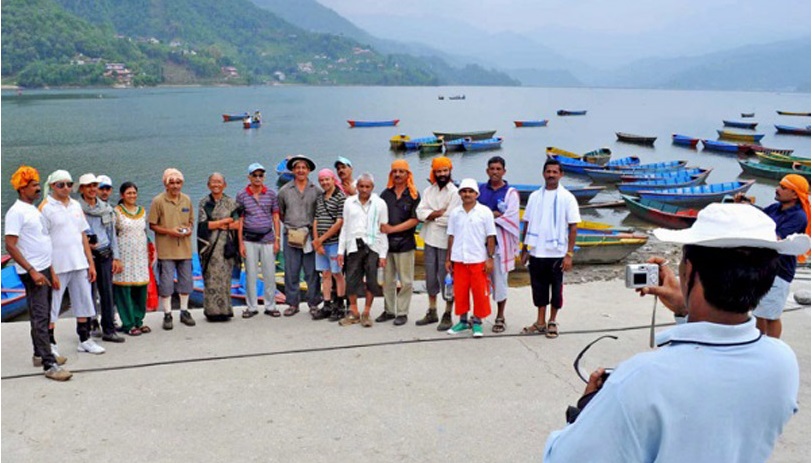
left=544, top=318, right=799, bottom=463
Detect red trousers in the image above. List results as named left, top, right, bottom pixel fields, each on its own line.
left=453, top=262, right=491, bottom=319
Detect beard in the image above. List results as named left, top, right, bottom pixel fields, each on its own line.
left=435, top=175, right=450, bottom=187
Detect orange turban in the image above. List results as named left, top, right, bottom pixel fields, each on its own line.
left=387, top=159, right=419, bottom=199
left=10, top=166, right=40, bottom=191
left=780, top=174, right=810, bottom=262
left=429, top=156, right=453, bottom=184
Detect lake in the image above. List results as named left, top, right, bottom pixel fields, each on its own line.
left=2, top=86, right=810, bottom=230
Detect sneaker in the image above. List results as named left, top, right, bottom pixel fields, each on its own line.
left=33, top=354, right=67, bottom=367
left=180, top=310, right=196, bottom=327
left=102, top=332, right=126, bottom=343
left=78, top=339, right=106, bottom=355
left=415, top=309, right=439, bottom=326
left=375, top=311, right=396, bottom=323
left=44, top=365, right=73, bottom=381
left=437, top=312, right=453, bottom=331
left=393, top=315, right=408, bottom=326
left=472, top=323, right=484, bottom=338
left=163, top=313, right=174, bottom=330
left=447, top=321, right=471, bottom=335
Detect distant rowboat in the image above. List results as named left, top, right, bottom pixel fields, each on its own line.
left=701, top=139, right=740, bottom=153
left=546, top=146, right=612, bottom=166
left=617, top=174, right=710, bottom=195
left=737, top=144, right=793, bottom=156
left=621, top=194, right=699, bottom=229
left=557, top=110, right=587, bottom=116
left=775, top=124, right=811, bottom=136
left=513, top=184, right=605, bottom=205
left=549, top=155, right=640, bottom=175
left=222, top=112, right=249, bottom=122
left=243, top=120, right=261, bottom=129
left=433, top=130, right=496, bottom=140
left=586, top=161, right=689, bottom=183
left=738, top=160, right=812, bottom=181
left=723, top=120, right=758, bottom=129
left=444, top=138, right=466, bottom=152
left=672, top=134, right=700, bottom=147
left=389, top=134, right=410, bottom=150
left=637, top=180, right=756, bottom=207
left=754, top=151, right=811, bottom=167
left=462, top=137, right=503, bottom=151
left=776, top=110, right=811, bottom=116
left=514, top=120, right=549, bottom=127
left=572, top=235, right=648, bottom=264
left=741, top=113, right=755, bottom=118
left=348, top=119, right=399, bottom=128
left=404, top=136, right=441, bottom=150
left=619, top=167, right=712, bottom=182
left=616, top=132, right=657, bottom=145
left=716, top=129, right=764, bottom=142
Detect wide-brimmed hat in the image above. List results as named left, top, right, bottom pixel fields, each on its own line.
left=458, top=178, right=480, bottom=196
left=653, top=203, right=810, bottom=256
left=286, top=155, right=316, bottom=172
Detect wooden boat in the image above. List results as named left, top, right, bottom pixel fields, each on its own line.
left=433, top=130, right=496, bottom=140
left=637, top=180, right=756, bottom=207
left=737, top=144, right=793, bottom=156
left=672, top=134, right=700, bottom=147
left=619, top=167, right=712, bottom=182
left=448, top=95, right=466, bottom=100
left=276, top=158, right=293, bottom=183
left=775, top=124, right=811, bottom=136
left=243, top=120, right=261, bottom=129
left=738, top=160, right=812, bottom=181
left=621, top=194, right=699, bottom=229
left=514, top=120, right=548, bottom=127
left=557, top=110, right=587, bottom=116
left=572, top=235, right=649, bottom=265
left=607, top=160, right=687, bottom=171
left=513, top=184, right=605, bottom=205
left=403, top=136, right=440, bottom=150
left=716, top=130, right=764, bottom=142
left=462, top=137, right=503, bottom=151
left=776, top=110, right=811, bottom=116
left=444, top=138, right=466, bottom=152
left=723, top=120, right=758, bottom=129
left=616, top=132, right=657, bottom=145
left=549, top=155, right=639, bottom=175
left=389, top=134, right=410, bottom=150
left=222, top=112, right=249, bottom=122
left=586, top=161, right=689, bottom=183
left=2, top=266, right=27, bottom=322
left=754, top=151, right=811, bottom=167
left=617, top=174, right=710, bottom=195
left=419, top=140, right=444, bottom=152
left=701, top=139, right=740, bottom=153
left=546, top=146, right=612, bottom=165
left=741, top=113, right=755, bottom=118
left=348, top=119, right=399, bottom=128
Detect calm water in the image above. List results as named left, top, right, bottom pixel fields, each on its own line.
left=2, top=86, right=810, bottom=231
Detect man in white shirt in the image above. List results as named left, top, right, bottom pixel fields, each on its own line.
left=544, top=204, right=809, bottom=463
left=415, top=156, right=461, bottom=330
left=520, top=159, right=580, bottom=339
left=444, top=179, right=496, bottom=338
left=39, top=170, right=105, bottom=355
left=5, top=166, right=73, bottom=381
left=337, top=173, right=388, bottom=327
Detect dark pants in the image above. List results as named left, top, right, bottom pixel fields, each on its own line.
left=93, top=250, right=116, bottom=334
left=345, top=240, right=382, bottom=297
left=283, top=239, right=320, bottom=308
left=528, top=256, right=564, bottom=308
left=21, top=268, right=55, bottom=370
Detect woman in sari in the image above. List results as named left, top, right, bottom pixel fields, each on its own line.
left=198, top=173, right=241, bottom=321
left=113, top=182, right=152, bottom=335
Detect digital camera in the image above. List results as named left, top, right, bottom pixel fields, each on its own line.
left=625, top=263, right=659, bottom=289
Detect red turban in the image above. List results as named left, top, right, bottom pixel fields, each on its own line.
left=10, top=166, right=40, bottom=191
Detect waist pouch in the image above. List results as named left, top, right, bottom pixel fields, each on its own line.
left=93, top=247, right=113, bottom=260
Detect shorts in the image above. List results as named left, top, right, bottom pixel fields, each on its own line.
left=315, top=243, right=341, bottom=273
left=753, top=276, right=791, bottom=320
left=52, top=269, right=96, bottom=321
left=528, top=256, right=564, bottom=309
left=345, top=242, right=381, bottom=296
left=157, top=259, right=193, bottom=297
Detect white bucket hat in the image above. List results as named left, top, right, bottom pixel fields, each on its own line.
left=458, top=178, right=480, bottom=196
left=653, top=203, right=810, bottom=256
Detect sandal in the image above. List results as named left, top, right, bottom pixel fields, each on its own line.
left=139, top=325, right=151, bottom=334
left=283, top=306, right=300, bottom=317
left=546, top=321, right=559, bottom=339
left=242, top=310, right=258, bottom=319
left=128, top=327, right=142, bottom=336
left=339, top=313, right=360, bottom=326
left=264, top=309, right=282, bottom=317
left=360, top=313, right=373, bottom=328
left=492, top=317, right=506, bottom=333
left=520, top=322, right=547, bottom=335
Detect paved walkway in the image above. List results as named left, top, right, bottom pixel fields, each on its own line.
left=2, top=276, right=809, bottom=462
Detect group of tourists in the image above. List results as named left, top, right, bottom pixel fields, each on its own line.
left=5, top=155, right=810, bottom=385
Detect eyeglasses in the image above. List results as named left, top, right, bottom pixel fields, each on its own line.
left=573, top=335, right=617, bottom=383
left=54, top=182, right=74, bottom=189
left=251, top=172, right=265, bottom=178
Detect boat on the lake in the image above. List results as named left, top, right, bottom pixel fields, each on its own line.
left=243, top=120, right=261, bottom=129
left=607, top=159, right=687, bottom=171
left=737, top=144, right=793, bottom=156
left=775, top=124, right=811, bottom=136
left=741, top=113, right=755, bottom=118
left=617, top=174, right=710, bottom=195
left=776, top=110, right=811, bottom=116
left=513, top=184, right=605, bottom=205
left=433, top=130, right=496, bottom=141
left=419, top=140, right=444, bottom=152
left=275, top=157, right=293, bottom=183
left=672, top=134, right=700, bottom=147
left=348, top=119, right=399, bottom=128
left=557, top=109, right=587, bottom=116
left=619, top=167, right=712, bottom=182
left=546, top=146, right=612, bottom=166
left=701, top=139, right=740, bottom=153
left=621, top=194, right=699, bottom=229
left=389, top=134, right=410, bottom=150
left=615, top=132, right=657, bottom=145
left=738, top=160, right=812, bottom=181
left=462, top=137, right=503, bottom=151
left=572, top=234, right=649, bottom=265
left=636, top=180, right=756, bottom=207
left=404, top=136, right=441, bottom=150
left=448, top=95, right=466, bottom=100
left=549, top=155, right=640, bottom=175
left=722, top=120, right=758, bottom=129
left=716, top=129, right=765, bottom=142
left=2, top=266, right=27, bottom=322
left=754, top=151, right=811, bottom=167
left=444, top=138, right=466, bottom=152
left=586, top=161, right=689, bottom=183
left=222, top=112, right=249, bottom=122
left=514, top=120, right=549, bottom=127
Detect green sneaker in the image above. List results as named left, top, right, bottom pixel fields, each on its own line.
left=472, top=324, right=484, bottom=338
left=447, top=321, right=471, bottom=335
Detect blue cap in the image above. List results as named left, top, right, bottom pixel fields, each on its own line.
left=334, top=156, right=353, bottom=168
left=247, top=163, right=265, bottom=174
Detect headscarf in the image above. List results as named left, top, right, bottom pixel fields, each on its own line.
left=42, top=170, right=72, bottom=200
left=10, top=166, right=39, bottom=191
left=387, top=159, right=419, bottom=199
left=780, top=174, right=811, bottom=263
left=162, top=168, right=184, bottom=185
left=318, top=168, right=344, bottom=194
left=429, top=156, right=453, bottom=184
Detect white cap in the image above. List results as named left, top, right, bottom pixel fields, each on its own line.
left=653, top=203, right=810, bottom=256
left=458, top=178, right=480, bottom=196
left=97, top=175, right=113, bottom=188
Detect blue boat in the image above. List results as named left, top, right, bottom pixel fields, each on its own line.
left=701, top=139, right=740, bottom=153
left=637, top=180, right=756, bottom=207
left=223, top=112, right=249, bottom=122
left=191, top=270, right=286, bottom=308
left=444, top=138, right=466, bottom=152
left=348, top=119, right=399, bottom=128
left=672, top=134, right=700, bottom=147
left=243, top=120, right=261, bottom=129
left=607, top=160, right=687, bottom=171
left=585, top=161, right=688, bottom=183
left=619, top=167, right=712, bottom=182
left=462, top=137, right=503, bottom=151
left=513, top=184, right=605, bottom=205
left=514, top=120, right=549, bottom=127
left=403, top=136, right=441, bottom=150
left=617, top=173, right=711, bottom=195
left=722, top=120, right=758, bottom=129
left=550, top=155, right=640, bottom=175
left=2, top=266, right=27, bottom=322
left=276, top=158, right=293, bottom=183
left=775, top=124, right=811, bottom=136
left=605, top=156, right=642, bottom=168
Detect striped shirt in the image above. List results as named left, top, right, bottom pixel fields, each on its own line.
left=315, top=189, right=346, bottom=245
left=236, top=186, right=279, bottom=243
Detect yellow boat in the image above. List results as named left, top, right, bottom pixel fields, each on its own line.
left=755, top=151, right=811, bottom=168
left=389, top=134, right=410, bottom=150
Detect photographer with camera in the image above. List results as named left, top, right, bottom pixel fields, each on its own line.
left=543, top=204, right=810, bottom=463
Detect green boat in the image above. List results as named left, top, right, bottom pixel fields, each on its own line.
left=738, top=160, right=812, bottom=181
left=754, top=151, right=811, bottom=168
left=419, top=141, right=444, bottom=152
left=433, top=130, right=496, bottom=141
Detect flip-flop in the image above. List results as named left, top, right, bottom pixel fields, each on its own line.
left=264, top=309, right=282, bottom=318
left=520, top=322, right=547, bottom=335
left=283, top=306, right=300, bottom=317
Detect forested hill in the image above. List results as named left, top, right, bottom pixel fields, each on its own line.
left=1, top=0, right=518, bottom=88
